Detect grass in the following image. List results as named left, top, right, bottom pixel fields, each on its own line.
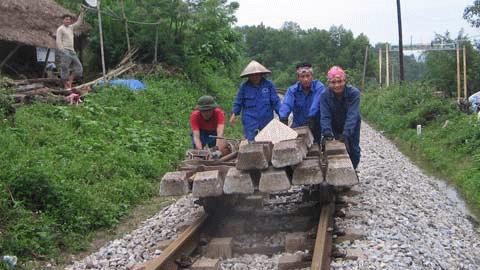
left=362, top=83, right=480, bottom=217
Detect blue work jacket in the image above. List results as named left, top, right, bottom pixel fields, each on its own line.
left=232, top=78, right=281, bottom=140
left=279, top=80, right=325, bottom=128
left=319, top=85, right=361, bottom=138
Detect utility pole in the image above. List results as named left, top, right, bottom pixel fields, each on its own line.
left=396, top=0, right=405, bottom=82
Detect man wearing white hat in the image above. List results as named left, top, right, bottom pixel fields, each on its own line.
left=230, top=60, right=281, bottom=141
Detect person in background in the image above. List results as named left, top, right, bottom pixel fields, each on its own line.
left=230, top=60, right=281, bottom=141
left=320, top=66, right=361, bottom=169
left=279, top=62, right=325, bottom=141
left=56, top=7, right=85, bottom=90
left=190, top=95, right=225, bottom=151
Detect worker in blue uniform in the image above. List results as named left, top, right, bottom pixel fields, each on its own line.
left=279, top=62, right=325, bottom=141
left=230, top=60, right=281, bottom=141
left=320, top=66, right=361, bottom=169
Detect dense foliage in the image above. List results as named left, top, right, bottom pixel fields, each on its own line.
left=464, top=0, right=480, bottom=28
left=237, top=23, right=377, bottom=88
left=55, top=0, right=243, bottom=82
left=422, top=32, right=480, bottom=97
left=362, top=83, right=480, bottom=211
left=0, top=71, right=240, bottom=262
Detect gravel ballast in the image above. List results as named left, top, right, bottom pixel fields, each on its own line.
left=66, top=122, right=480, bottom=270
left=332, top=122, right=480, bottom=270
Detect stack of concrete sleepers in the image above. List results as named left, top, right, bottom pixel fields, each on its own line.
left=224, top=126, right=322, bottom=195
left=159, top=127, right=358, bottom=198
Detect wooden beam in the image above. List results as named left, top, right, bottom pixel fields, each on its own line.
left=379, top=47, right=382, bottom=86
left=0, top=44, right=21, bottom=71
left=385, top=44, right=390, bottom=87
left=311, top=203, right=334, bottom=270
left=42, top=48, right=51, bottom=78
left=463, top=46, right=468, bottom=99
left=456, top=44, right=461, bottom=101
left=361, top=46, right=368, bottom=91
left=120, top=0, right=131, bottom=52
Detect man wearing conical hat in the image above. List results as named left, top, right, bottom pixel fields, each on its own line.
left=230, top=61, right=281, bottom=141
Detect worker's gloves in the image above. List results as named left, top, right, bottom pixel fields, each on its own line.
left=280, top=118, right=288, bottom=125
left=320, top=134, right=333, bottom=146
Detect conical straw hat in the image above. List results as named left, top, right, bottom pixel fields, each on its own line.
left=255, top=119, right=298, bottom=144
left=240, top=60, right=271, bottom=78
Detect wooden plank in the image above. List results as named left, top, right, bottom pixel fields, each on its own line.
left=143, top=214, right=208, bottom=270
left=311, top=203, right=334, bottom=270
left=0, top=44, right=21, bottom=70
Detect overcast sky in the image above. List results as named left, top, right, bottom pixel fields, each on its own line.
left=232, top=0, right=479, bottom=45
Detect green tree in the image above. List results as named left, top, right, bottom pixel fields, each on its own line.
left=464, top=0, right=480, bottom=27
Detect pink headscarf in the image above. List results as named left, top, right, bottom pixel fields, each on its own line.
left=327, top=66, right=346, bottom=81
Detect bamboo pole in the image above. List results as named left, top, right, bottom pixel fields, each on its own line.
left=386, top=44, right=390, bottom=87
left=120, top=0, right=131, bottom=52
left=379, top=48, right=382, bottom=86
left=361, top=46, right=368, bottom=91
left=456, top=44, right=461, bottom=101
left=97, top=0, right=106, bottom=77
left=463, top=46, right=468, bottom=99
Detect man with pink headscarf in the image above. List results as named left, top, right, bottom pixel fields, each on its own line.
left=320, top=66, right=361, bottom=169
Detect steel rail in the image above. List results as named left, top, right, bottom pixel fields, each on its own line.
left=143, top=213, right=208, bottom=270
left=311, top=202, right=335, bottom=270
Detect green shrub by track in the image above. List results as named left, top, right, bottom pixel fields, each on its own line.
left=362, top=83, right=480, bottom=215
left=0, top=73, right=241, bottom=262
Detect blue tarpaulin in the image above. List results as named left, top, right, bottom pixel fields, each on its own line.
left=108, top=79, right=146, bottom=90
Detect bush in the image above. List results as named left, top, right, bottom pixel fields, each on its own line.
left=362, top=82, right=480, bottom=212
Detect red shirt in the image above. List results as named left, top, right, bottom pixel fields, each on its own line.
left=190, top=108, right=225, bottom=132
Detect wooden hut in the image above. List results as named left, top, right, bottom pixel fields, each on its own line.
left=0, top=0, right=89, bottom=77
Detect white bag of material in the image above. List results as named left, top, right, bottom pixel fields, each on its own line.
left=255, top=119, right=297, bottom=144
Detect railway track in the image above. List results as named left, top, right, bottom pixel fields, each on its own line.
left=141, top=187, right=338, bottom=270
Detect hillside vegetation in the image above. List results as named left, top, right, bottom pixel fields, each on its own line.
left=362, top=83, right=480, bottom=212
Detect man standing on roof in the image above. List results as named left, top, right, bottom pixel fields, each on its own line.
left=279, top=62, right=325, bottom=142
left=320, top=66, right=361, bottom=169
left=190, top=95, right=226, bottom=151
left=56, top=7, right=85, bottom=90
left=230, top=60, right=281, bottom=141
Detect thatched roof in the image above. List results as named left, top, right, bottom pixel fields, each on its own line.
left=0, top=0, right=89, bottom=49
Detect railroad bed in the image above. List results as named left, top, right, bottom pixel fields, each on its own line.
left=138, top=187, right=361, bottom=270
left=144, top=126, right=360, bottom=270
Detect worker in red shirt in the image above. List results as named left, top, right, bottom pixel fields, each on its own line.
left=190, top=95, right=225, bottom=151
